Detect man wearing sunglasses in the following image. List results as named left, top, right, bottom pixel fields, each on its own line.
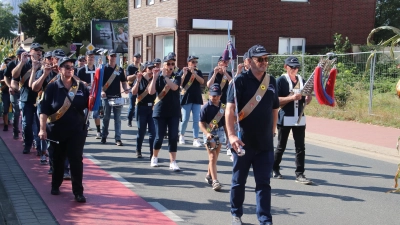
left=273, top=56, right=312, bottom=185
left=126, top=53, right=142, bottom=127
left=178, top=55, right=204, bottom=147
left=6, top=43, right=43, bottom=154
left=100, top=49, right=129, bottom=146
left=226, top=45, right=278, bottom=225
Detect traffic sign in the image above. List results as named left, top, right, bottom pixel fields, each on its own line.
left=86, top=43, right=95, bottom=51
left=70, top=44, right=77, bottom=52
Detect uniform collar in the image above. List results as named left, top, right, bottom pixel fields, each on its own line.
left=55, top=77, right=78, bottom=89
left=207, top=100, right=221, bottom=107
left=246, top=69, right=266, bottom=81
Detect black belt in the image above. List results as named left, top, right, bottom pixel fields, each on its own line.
left=137, top=102, right=153, bottom=106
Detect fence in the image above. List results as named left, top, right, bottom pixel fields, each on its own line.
left=209, top=51, right=400, bottom=117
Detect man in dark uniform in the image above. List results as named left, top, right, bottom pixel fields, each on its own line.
left=273, top=56, right=312, bottom=184
left=126, top=53, right=142, bottom=127
left=75, top=56, right=86, bottom=75
left=226, top=45, right=279, bottom=225
left=77, top=50, right=102, bottom=138
left=3, top=49, right=25, bottom=139
left=1, top=57, right=12, bottom=131
left=8, top=43, right=42, bottom=154
left=101, top=49, right=129, bottom=146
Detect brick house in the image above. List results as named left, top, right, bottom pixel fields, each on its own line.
left=128, top=0, right=376, bottom=73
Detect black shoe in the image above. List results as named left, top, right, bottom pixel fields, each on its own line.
left=205, top=175, right=212, bottom=185
left=101, top=137, right=106, bottom=144
left=13, top=132, right=18, bottom=139
left=75, top=194, right=86, bottom=203
left=51, top=188, right=60, bottom=195
left=3, top=125, right=8, bottom=131
left=63, top=173, right=71, bottom=180
left=48, top=167, right=53, bottom=174
left=273, top=171, right=283, bottom=179
left=22, top=148, right=30, bottom=154
left=127, top=121, right=132, bottom=127
left=116, top=140, right=123, bottom=146
left=232, top=216, right=242, bottom=225
left=296, top=174, right=312, bottom=185
left=136, top=151, right=142, bottom=158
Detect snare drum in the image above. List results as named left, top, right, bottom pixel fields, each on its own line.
left=108, top=97, right=124, bottom=107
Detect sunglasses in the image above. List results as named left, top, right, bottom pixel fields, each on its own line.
left=79, top=60, right=86, bottom=62
left=253, top=57, right=268, bottom=63
left=62, top=65, right=74, bottom=70
left=167, top=62, right=175, bottom=66
left=191, top=61, right=198, bottom=64
left=148, top=66, right=155, bottom=70
left=289, top=66, right=300, bottom=70
left=110, top=55, right=117, bottom=58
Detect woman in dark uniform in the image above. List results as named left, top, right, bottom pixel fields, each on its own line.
left=38, top=57, right=89, bottom=203
left=131, top=61, right=156, bottom=158
left=148, top=55, right=181, bottom=170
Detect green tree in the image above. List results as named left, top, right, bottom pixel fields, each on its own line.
left=0, top=3, right=17, bottom=39
left=19, top=0, right=127, bottom=46
left=374, top=0, right=400, bottom=44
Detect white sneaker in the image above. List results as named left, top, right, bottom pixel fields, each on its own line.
left=227, top=149, right=232, bottom=156
left=179, top=135, right=185, bottom=144
left=96, top=132, right=101, bottom=139
left=150, top=157, right=159, bottom=167
left=169, top=161, right=180, bottom=171
left=193, top=139, right=202, bottom=147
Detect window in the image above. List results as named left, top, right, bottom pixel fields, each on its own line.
left=155, top=34, right=174, bottom=60
left=146, top=34, right=153, bottom=62
left=188, top=34, right=235, bottom=72
left=147, top=0, right=154, bottom=5
left=133, top=36, right=142, bottom=56
left=135, top=0, right=141, bottom=8
left=278, top=37, right=306, bottom=54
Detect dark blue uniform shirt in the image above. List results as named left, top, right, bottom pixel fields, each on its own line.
left=126, top=64, right=139, bottom=87
left=77, top=65, right=96, bottom=84
left=276, top=75, right=306, bottom=125
left=35, top=69, right=59, bottom=90
left=152, top=73, right=181, bottom=118
left=179, top=69, right=203, bottom=105
left=102, top=64, right=126, bottom=98
left=40, top=78, right=89, bottom=140
left=227, top=70, right=279, bottom=151
left=208, top=71, right=232, bottom=104
left=200, top=100, right=225, bottom=128
left=136, top=77, right=156, bottom=105
left=0, top=70, right=9, bottom=93
left=8, top=60, right=37, bottom=103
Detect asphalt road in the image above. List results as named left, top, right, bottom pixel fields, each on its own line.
left=83, top=108, right=400, bottom=225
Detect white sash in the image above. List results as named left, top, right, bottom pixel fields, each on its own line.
left=283, top=74, right=305, bottom=126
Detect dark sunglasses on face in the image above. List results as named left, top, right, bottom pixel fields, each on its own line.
left=62, top=65, right=74, bottom=70
left=253, top=57, right=268, bottom=63
left=191, top=61, right=198, bottom=64
left=110, top=55, right=117, bottom=58
left=167, top=62, right=175, bottom=66
left=79, top=60, right=86, bottom=62
left=289, top=66, right=300, bottom=70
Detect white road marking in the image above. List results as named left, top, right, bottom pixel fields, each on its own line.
left=84, top=154, right=101, bottom=165
left=109, top=172, right=135, bottom=188
left=148, top=202, right=184, bottom=222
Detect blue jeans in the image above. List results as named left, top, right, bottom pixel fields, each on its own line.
left=230, top=149, right=274, bottom=224
left=102, top=99, right=122, bottom=141
left=20, top=102, right=37, bottom=150
left=10, top=93, right=20, bottom=133
left=179, top=103, right=201, bottom=139
left=136, top=105, right=155, bottom=155
left=1, top=93, right=10, bottom=116
left=127, top=92, right=137, bottom=122
left=153, top=116, right=179, bottom=152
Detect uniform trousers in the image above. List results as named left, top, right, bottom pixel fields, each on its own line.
left=230, top=148, right=274, bottom=224
left=273, top=125, right=306, bottom=176
left=127, top=92, right=137, bottom=122
left=135, top=105, right=155, bottom=156
left=153, top=116, right=179, bottom=152
left=10, top=93, right=20, bottom=133
left=50, top=130, right=86, bottom=195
